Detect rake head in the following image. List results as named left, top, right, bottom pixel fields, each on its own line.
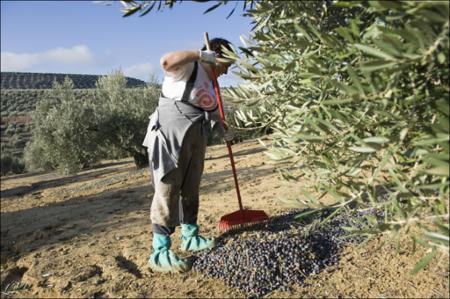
left=219, top=209, right=269, bottom=232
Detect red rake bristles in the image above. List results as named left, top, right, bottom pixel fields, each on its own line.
left=219, top=210, right=269, bottom=232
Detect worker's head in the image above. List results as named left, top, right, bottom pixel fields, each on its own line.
left=202, top=37, right=234, bottom=77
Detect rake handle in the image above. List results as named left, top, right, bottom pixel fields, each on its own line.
left=204, top=32, right=244, bottom=212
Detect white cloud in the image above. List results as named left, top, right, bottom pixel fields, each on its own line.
left=1, top=45, right=96, bottom=71
left=122, top=63, right=155, bottom=80
left=45, top=45, right=95, bottom=65
left=1, top=52, right=37, bottom=71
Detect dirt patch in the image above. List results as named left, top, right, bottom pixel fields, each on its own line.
left=1, top=138, right=449, bottom=298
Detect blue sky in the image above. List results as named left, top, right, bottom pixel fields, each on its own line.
left=1, top=0, right=253, bottom=86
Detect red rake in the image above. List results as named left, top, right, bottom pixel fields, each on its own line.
left=204, top=32, right=269, bottom=232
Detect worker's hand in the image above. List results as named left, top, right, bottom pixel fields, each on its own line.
left=223, top=128, right=235, bottom=142
left=198, top=50, right=217, bottom=65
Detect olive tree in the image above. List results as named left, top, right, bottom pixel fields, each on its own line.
left=228, top=1, right=449, bottom=271
left=24, top=73, right=160, bottom=174
left=24, top=77, right=102, bottom=174
left=94, top=70, right=159, bottom=167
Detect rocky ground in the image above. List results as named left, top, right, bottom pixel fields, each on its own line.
left=1, top=138, right=449, bottom=298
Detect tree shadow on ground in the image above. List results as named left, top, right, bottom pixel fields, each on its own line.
left=0, top=160, right=131, bottom=183
left=0, top=183, right=152, bottom=262
left=200, top=165, right=277, bottom=196
left=1, top=164, right=136, bottom=198
left=0, top=170, right=49, bottom=182
left=206, top=146, right=267, bottom=161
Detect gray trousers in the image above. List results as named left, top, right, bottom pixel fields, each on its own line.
left=150, top=121, right=207, bottom=231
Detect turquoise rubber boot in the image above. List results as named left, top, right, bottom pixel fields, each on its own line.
left=180, top=224, right=215, bottom=252
left=148, top=233, right=191, bottom=273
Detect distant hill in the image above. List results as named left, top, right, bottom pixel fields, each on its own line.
left=1, top=72, right=147, bottom=89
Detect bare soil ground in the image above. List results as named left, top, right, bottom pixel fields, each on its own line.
left=1, top=138, right=449, bottom=298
